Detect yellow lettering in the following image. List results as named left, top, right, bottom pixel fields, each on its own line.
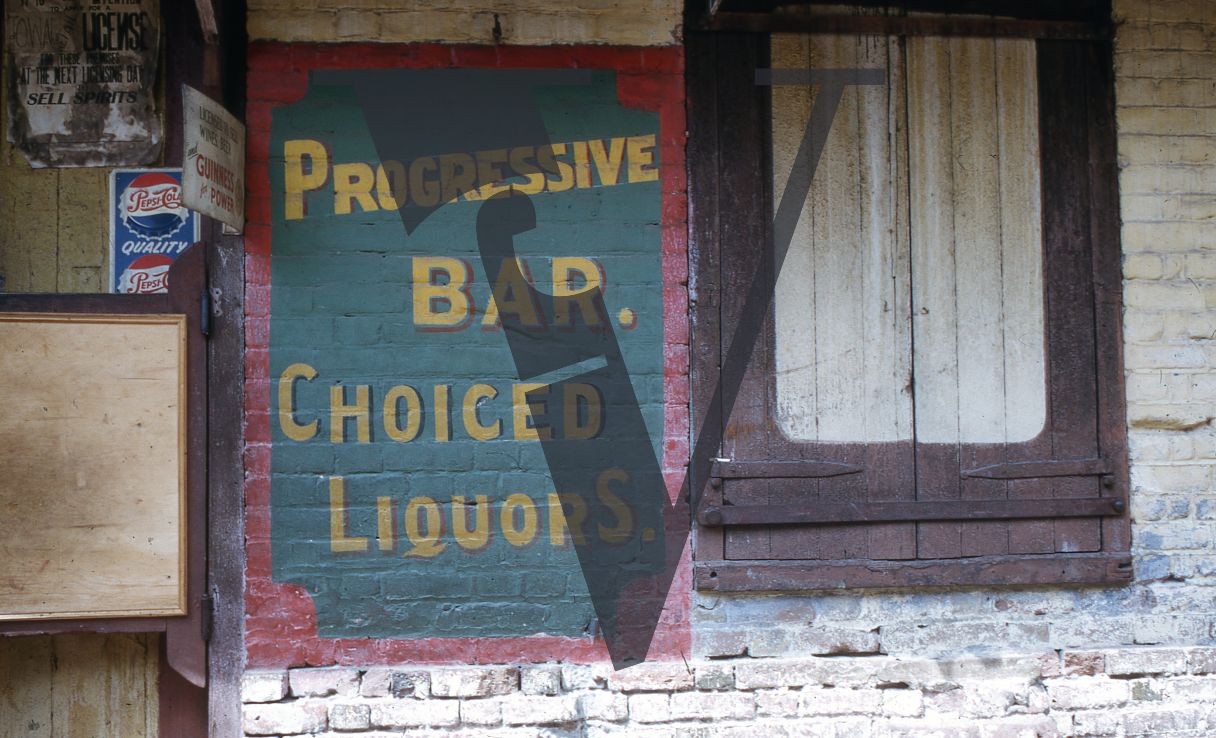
left=539, top=143, right=574, bottom=193
left=383, top=384, right=423, bottom=442
left=572, top=140, right=592, bottom=189
left=409, top=156, right=440, bottom=207
left=330, top=384, right=371, bottom=443
left=512, top=383, right=552, bottom=441
left=596, top=468, right=633, bottom=544
left=412, top=256, right=473, bottom=330
left=439, top=153, right=477, bottom=204
left=548, top=492, right=587, bottom=546
left=283, top=139, right=329, bottom=220
left=563, top=383, right=604, bottom=441
left=434, top=384, right=451, bottom=442
left=333, top=162, right=379, bottom=215
left=627, top=134, right=659, bottom=183
left=403, top=496, right=446, bottom=558
left=501, top=493, right=538, bottom=547
left=474, top=148, right=509, bottom=199
left=376, top=160, right=408, bottom=210
left=329, top=476, right=369, bottom=553
left=589, top=137, right=626, bottom=186
left=278, top=362, right=319, bottom=441
left=453, top=495, right=491, bottom=551
left=462, top=384, right=501, bottom=441
left=482, top=258, right=542, bottom=329
left=552, top=257, right=604, bottom=328
left=377, top=496, right=395, bottom=552
left=508, top=146, right=546, bottom=195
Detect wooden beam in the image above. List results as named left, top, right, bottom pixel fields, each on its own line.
left=704, top=13, right=1112, bottom=40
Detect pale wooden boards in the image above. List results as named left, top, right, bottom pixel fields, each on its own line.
left=0, top=314, right=186, bottom=620
left=771, top=34, right=1045, bottom=445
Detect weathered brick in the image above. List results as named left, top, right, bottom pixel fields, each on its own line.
left=241, top=670, right=289, bottom=704
left=1063, top=651, right=1105, bottom=677
left=1045, top=676, right=1131, bottom=710
left=499, top=694, right=580, bottom=726
left=328, top=702, right=370, bottom=731
left=577, top=691, right=629, bottom=722
left=668, top=690, right=755, bottom=720
left=628, top=693, right=671, bottom=723
left=800, top=687, right=884, bottom=716
left=430, top=667, right=519, bottom=698
left=608, top=662, right=694, bottom=692
left=243, top=701, right=327, bottom=736
left=1189, top=647, right=1216, bottom=674
left=1104, top=647, right=1188, bottom=676
left=289, top=666, right=360, bottom=697
left=459, top=698, right=502, bottom=726
left=693, top=663, right=734, bottom=691
left=882, top=689, right=924, bottom=718
left=1124, top=706, right=1206, bottom=735
left=520, top=665, right=563, bottom=696
left=368, top=699, right=459, bottom=728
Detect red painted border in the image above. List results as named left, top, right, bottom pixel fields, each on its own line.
left=244, top=42, right=690, bottom=668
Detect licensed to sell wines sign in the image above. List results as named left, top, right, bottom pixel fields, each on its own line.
left=4, top=0, right=160, bottom=167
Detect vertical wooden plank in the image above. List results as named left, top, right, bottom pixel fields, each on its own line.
left=998, top=38, right=1055, bottom=555
left=720, top=32, right=774, bottom=560
left=0, top=636, right=54, bottom=738
left=949, top=37, right=1009, bottom=557
left=1038, top=40, right=1102, bottom=553
left=105, top=635, right=154, bottom=738
left=866, top=34, right=916, bottom=561
left=908, top=36, right=962, bottom=559
left=688, top=28, right=726, bottom=566
left=1085, top=39, right=1132, bottom=557
left=50, top=635, right=109, bottom=738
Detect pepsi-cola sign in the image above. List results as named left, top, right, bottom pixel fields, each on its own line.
left=110, top=169, right=200, bottom=294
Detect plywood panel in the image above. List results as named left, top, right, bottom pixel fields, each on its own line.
left=0, top=314, right=186, bottom=620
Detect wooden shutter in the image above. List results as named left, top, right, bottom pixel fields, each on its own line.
left=689, top=30, right=1131, bottom=591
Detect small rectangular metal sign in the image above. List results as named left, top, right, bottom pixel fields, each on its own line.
left=182, top=85, right=245, bottom=232
left=110, top=169, right=200, bottom=294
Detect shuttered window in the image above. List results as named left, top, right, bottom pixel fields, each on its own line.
left=689, top=21, right=1131, bottom=590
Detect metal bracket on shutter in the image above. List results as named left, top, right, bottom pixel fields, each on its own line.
left=711, top=460, right=863, bottom=479
left=698, top=496, right=1126, bottom=526
left=961, top=458, right=1112, bottom=479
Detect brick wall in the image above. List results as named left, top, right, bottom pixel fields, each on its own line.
left=243, top=647, right=1216, bottom=736
left=241, top=0, right=1216, bottom=735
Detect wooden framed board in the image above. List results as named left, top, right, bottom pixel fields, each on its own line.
left=0, top=313, right=188, bottom=620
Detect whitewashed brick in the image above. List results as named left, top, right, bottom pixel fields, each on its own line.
left=289, top=666, right=360, bottom=697
left=459, top=698, right=502, bottom=726
left=521, top=665, right=563, bottom=695
left=369, top=699, right=459, bottom=728
left=430, top=667, right=518, bottom=698
left=628, top=693, right=671, bottom=723
left=577, top=691, right=629, bottom=722
left=882, top=689, right=924, bottom=718
left=669, top=690, right=755, bottom=720
left=1104, top=647, right=1189, bottom=676
left=328, top=702, right=370, bottom=731
left=608, top=662, right=694, bottom=692
left=241, top=670, right=289, bottom=704
left=243, top=701, right=327, bottom=735
left=499, top=695, right=579, bottom=726
left=693, top=663, right=734, bottom=691
left=800, top=687, right=883, bottom=716
left=1045, top=676, right=1131, bottom=710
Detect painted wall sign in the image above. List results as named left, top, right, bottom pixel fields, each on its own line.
left=264, top=67, right=673, bottom=660
left=4, top=0, right=161, bottom=168
left=110, top=169, right=199, bottom=294
left=183, top=84, right=245, bottom=232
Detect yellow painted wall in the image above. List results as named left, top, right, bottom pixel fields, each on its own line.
left=0, top=58, right=160, bottom=738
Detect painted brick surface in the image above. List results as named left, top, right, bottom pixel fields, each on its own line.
left=247, top=0, right=683, bottom=47
left=244, top=42, right=689, bottom=666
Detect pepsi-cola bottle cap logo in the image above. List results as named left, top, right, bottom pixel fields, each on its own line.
left=121, top=173, right=188, bottom=238
left=118, top=254, right=174, bottom=294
